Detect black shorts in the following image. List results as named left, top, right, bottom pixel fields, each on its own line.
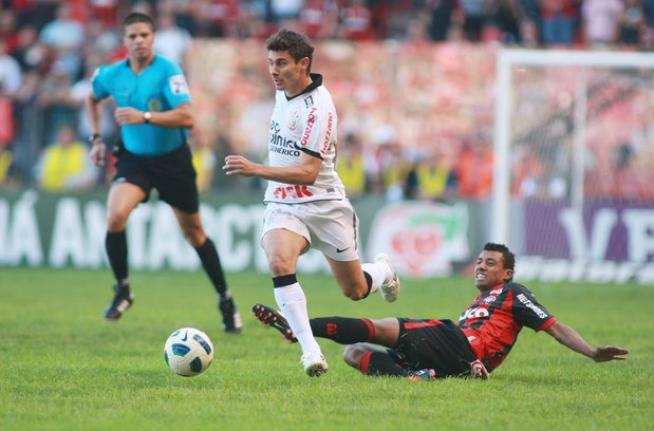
left=390, top=319, right=477, bottom=378
left=113, top=144, right=199, bottom=214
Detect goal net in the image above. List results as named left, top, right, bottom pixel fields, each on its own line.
left=492, top=49, right=654, bottom=284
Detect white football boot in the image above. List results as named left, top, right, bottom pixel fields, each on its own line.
left=375, top=253, right=401, bottom=302
left=300, top=351, right=328, bottom=377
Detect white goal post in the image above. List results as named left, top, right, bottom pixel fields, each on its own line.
left=492, top=49, right=654, bottom=283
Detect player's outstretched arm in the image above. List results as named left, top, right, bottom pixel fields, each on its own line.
left=545, top=321, right=629, bottom=362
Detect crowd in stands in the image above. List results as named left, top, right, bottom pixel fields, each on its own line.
left=1, top=0, right=653, bottom=202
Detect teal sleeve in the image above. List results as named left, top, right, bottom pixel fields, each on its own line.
left=90, top=67, right=109, bottom=100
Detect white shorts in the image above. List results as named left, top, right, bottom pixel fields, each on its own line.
left=261, top=200, right=360, bottom=261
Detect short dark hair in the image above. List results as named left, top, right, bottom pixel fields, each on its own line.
left=483, top=243, right=515, bottom=272
left=122, top=12, right=155, bottom=32
left=266, top=29, right=314, bottom=72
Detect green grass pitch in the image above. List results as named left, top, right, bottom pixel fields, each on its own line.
left=1, top=267, right=652, bottom=430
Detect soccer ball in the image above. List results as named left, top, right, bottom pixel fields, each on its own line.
left=163, top=327, right=214, bottom=376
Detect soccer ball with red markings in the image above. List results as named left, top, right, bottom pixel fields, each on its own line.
left=163, top=327, right=214, bottom=376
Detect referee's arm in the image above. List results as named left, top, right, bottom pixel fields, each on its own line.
left=114, top=103, right=194, bottom=129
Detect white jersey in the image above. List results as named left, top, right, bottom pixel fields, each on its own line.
left=263, top=74, right=346, bottom=204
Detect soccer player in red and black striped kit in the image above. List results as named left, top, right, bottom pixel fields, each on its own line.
left=254, top=243, right=628, bottom=380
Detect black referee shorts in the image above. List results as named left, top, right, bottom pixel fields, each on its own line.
left=112, top=144, right=199, bottom=214
left=390, top=318, right=478, bottom=378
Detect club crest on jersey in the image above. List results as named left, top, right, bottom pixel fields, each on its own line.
left=147, top=98, right=162, bottom=112
left=288, top=109, right=301, bottom=132
left=482, top=295, right=497, bottom=304
left=304, top=95, right=313, bottom=108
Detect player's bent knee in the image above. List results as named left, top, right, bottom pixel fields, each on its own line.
left=341, top=283, right=367, bottom=301
left=343, top=288, right=365, bottom=301
left=267, top=257, right=295, bottom=275
left=107, top=212, right=129, bottom=231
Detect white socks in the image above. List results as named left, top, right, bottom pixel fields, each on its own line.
left=362, top=260, right=391, bottom=294
left=274, top=283, right=322, bottom=354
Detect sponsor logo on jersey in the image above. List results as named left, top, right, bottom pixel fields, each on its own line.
left=169, top=74, right=189, bottom=95
left=272, top=185, right=314, bottom=200
left=269, top=121, right=301, bottom=157
left=459, top=307, right=490, bottom=321
left=320, top=111, right=334, bottom=155
left=299, top=107, right=318, bottom=147
left=516, top=293, right=548, bottom=318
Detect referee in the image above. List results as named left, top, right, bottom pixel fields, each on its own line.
left=86, top=12, right=241, bottom=333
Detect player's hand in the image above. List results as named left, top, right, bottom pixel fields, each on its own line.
left=592, top=345, right=629, bottom=362
left=223, top=155, right=258, bottom=177
left=470, top=359, right=490, bottom=380
left=89, top=139, right=106, bottom=167
left=115, top=107, right=145, bottom=125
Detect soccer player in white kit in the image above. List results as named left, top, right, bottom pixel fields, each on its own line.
left=223, top=29, right=400, bottom=377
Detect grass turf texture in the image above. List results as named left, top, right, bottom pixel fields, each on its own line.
left=0, top=267, right=652, bottom=431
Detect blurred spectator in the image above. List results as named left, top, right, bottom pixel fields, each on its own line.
left=611, top=143, right=651, bottom=200
left=520, top=0, right=541, bottom=23
left=155, top=12, right=192, bottom=67
left=0, top=37, right=22, bottom=96
left=336, top=132, right=367, bottom=199
left=85, top=17, right=120, bottom=57
left=339, top=0, right=376, bottom=40
left=299, top=0, right=340, bottom=39
left=14, top=1, right=59, bottom=31
left=189, top=132, right=217, bottom=193
left=12, top=25, right=44, bottom=72
left=89, top=0, right=120, bottom=28
left=204, top=0, right=242, bottom=38
left=0, top=37, right=21, bottom=150
left=131, top=1, right=155, bottom=17
left=37, top=60, right=78, bottom=147
left=582, top=0, right=623, bottom=48
left=34, top=124, right=97, bottom=191
left=0, top=38, right=22, bottom=179
left=618, top=0, right=646, bottom=47
left=270, top=0, right=303, bottom=22
left=485, top=0, right=523, bottom=44
left=0, top=9, right=18, bottom=52
left=378, top=137, right=411, bottom=202
left=426, top=0, right=456, bottom=42
left=460, top=0, right=487, bottom=42
left=520, top=19, right=540, bottom=47
left=0, top=144, right=11, bottom=185
left=539, top=0, right=578, bottom=46
left=456, top=138, right=494, bottom=199
left=415, top=149, right=457, bottom=201
left=39, top=3, right=85, bottom=79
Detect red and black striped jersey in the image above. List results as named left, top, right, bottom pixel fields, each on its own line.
left=458, top=281, right=556, bottom=371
